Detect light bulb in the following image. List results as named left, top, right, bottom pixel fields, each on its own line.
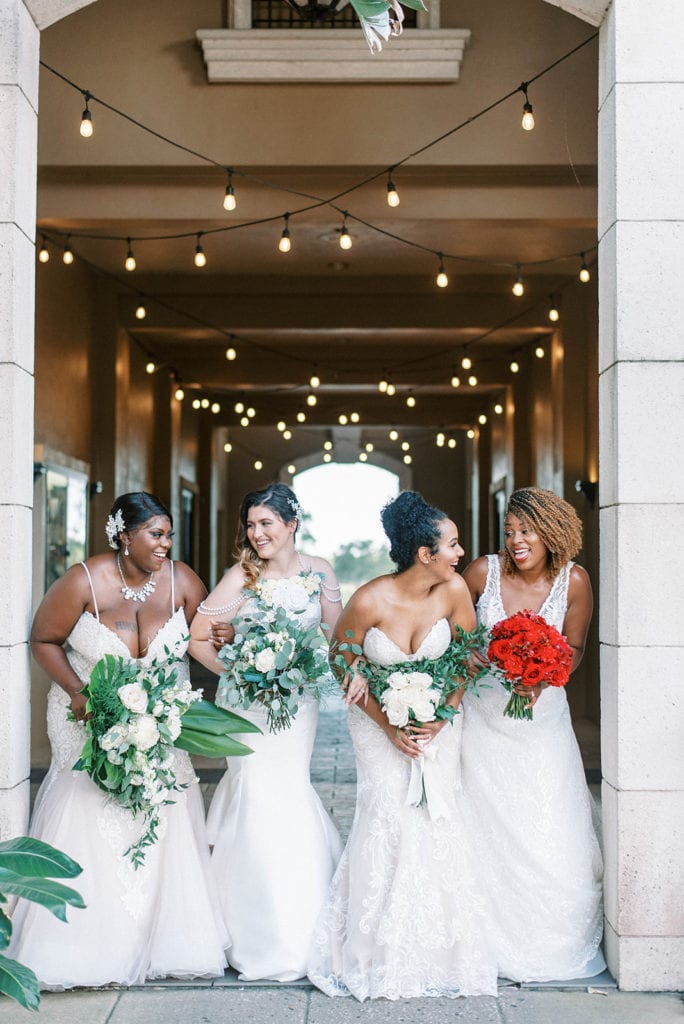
left=254, top=460, right=263, bottom=471
left=338, top=414, right=348, bottom=425
left=38, top=238, right=49, bottom=263
left=63, top=242, right=74, bottom=265
left=467, top=429, right=475, bottom=439
left=378, top=380, right=388, bottom=393
left=521, top=103, right=535, bottom=131
left=468, top=375, right=478, bottom=387
left=211, top=402, right=221, bottom=414
left=494, top=403, right=504, bottom=415
left=478, top=413, right=487, bottom=425
left=135, top=305, right=146, bottom=320
left=401, top=441, right=410, bottom=451
left=246, top=407, right=256, bottom=418
left=403, top=454, right=412, bottom=465
left=359, top=452, right=368, bottom=462
left=279, top=217, right=291, bottom=253
left=124, top=241, right=136, bottom=272
left=201, top=398, right=209, bottom=409
left=223, top=172, right=237, bottom=211
left=174, top=387, right=185, bottom=401
left=386, top=383, right=396, bottom=396
left=461, top=356, right=472, bottom=370
left=406, top=395, right=416, bottom=408
left=548, top=303, right=560, bottom=322
left=386, top=177, right=400, bottom=207
left=365, top=443, right=374, bottom=452
left=436, top=432, right=445, bottom=448
left=145, top=361, right=156, bottom=375
left=225, top=347, right=237, bottom=361
left=79, top=103, right=93, bottom=138
left=224, top=442, right=233, bottom=453
left=283, top=429, right=292, bottom=440
left=234, top=401, right=245, bottom=414
left=309, top=374, right=320, bottom=388
left=535, top=346, right=545, bottom=359
left=448, top=437, right=457, bottom=448
left=350, top=412, right=360, bottom=423
left=306, top=393, right=317, bottom=407
left=450, top=375, right=461, bottom=389
left=296, top=412, right=306, bottom=423
left=389, top=429, right=399, bottom=441
left=579, top=254, right=591, bottom=283
left=192, top=399, right=201, bottom=409
left=194, top=239, right=207, bottom=268
left=277, top=421, right=286, bottom=432
left=339, top=225, right=352, bottom=250
left=510, top=360, right=520, bottom=373
left=240, top=416, right=249, bottom=426
left=512, top=273, right=524, bottom=297
left=323, top=440, right=333, bottom=451
left=436, top=262, right=449, bottom=288
left=287, top=464, right=296, bottom=475
left=323, top=453, right=332, bottom=463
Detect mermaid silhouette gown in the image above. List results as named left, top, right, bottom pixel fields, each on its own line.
left=9, top=562, right=229, bottom=989
left=460, top=555, right=605, bottom=982
left=308, top=619, right=498, bottom=1000
left=207, top=574, right=343, bottom=982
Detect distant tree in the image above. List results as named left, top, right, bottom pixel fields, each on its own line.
left=299, top=510, right=316, bottom=547
left=332, top=539, right=394, bottom=588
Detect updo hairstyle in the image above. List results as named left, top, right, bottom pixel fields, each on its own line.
left=501, top=486, right=583, bottom=579
left=381, top=491, right=448, bottom=574
left=107, top=492, right=172, bottom=550
left=236, top=483, right=301, bottom=589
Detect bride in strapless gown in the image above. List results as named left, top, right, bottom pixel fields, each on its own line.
left=308, top=491, right=497, bottom=1000
left=9, top=494, right=228, bottom=989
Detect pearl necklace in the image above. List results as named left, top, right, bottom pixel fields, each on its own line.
left=116, top=552, right=157, bottom=603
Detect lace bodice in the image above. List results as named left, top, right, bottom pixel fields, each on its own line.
left=363, top=618, right=451, bottom=667
left=477, top=554, right=572, bottom=632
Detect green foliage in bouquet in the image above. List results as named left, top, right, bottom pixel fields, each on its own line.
left=0, top=837, right=84, bottom=1010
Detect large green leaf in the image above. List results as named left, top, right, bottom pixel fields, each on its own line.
left=0, top=954, right=40, bottom=1012
left=180, top=700, right=261, bottom=736
left=0, top=870, right=85, bottom=922
left=0, top=837, right=82, bottom=880
left=173, top=728, right=254, bottom=758
left=0, top=909, right=11, bottom=951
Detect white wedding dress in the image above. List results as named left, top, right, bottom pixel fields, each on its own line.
left=308, top=619, right=498, bottom=1001
left=460, top=555, right=605, bottom=982
left=9, top=562, right=229, bottom=989
left=208, top=575, right=342, bottom=982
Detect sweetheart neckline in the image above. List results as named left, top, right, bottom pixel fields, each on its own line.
left=79, top=607, right=186, bottom=661
left=365, top=618, right=450, bottom=659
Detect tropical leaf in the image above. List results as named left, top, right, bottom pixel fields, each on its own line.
left=0, top=870, right=85, bottom=922
left=0, top=954, right=40, bottom=1012
left=173, top=728, right=254, bottom=758
left=179, top=700, right=261, bottom=736
left=0, top=836, right=82, bottom=880
left=0, top=909, right=11, bottom=951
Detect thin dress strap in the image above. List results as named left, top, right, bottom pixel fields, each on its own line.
left=80, top=561, right=100, bottom=621
left=170, top=560, right=175, bottom=613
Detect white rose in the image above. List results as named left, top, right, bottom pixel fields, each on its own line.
left=129, top=773, right=144, bottom=786
left=382, top=689, right=410, bottom=727
left=127, top=714, right=160, bottom=751
left=152, top=701, right=164, bottom=717
left=254, top=647, right=277, bottom=673
left=407, top=672, right=434, bottom=690
left=117, top=682, right=148, bottom=714
left=165, top=708, right=182, bottom=741
left=99, top=723, right=129, bottom=751
left=106, top=749, right=123, bottom=765
left=405, top=689, right=437, bottom=723
left=271, top=579, right=309, bottom=613
left=387, top=671, right=411, bottom=691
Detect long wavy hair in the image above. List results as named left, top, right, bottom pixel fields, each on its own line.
left=235, top=483, right=300, bottom=590
left=501, top=487, right=582, bottom=579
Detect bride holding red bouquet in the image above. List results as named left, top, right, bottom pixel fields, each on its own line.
left=460, top=487, right=605, bottom=983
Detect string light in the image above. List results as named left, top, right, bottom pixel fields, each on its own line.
left=436, top=255, right=449, bottom=289
left=378, top=379, right=388, bottom=393
left=450, top=375, right=461, bottom=388
left=240, top=415, right=249, bottom=426
left=211, top=402, right=221, bottom=414
left=339, top=214, right=352, bottom=251
left=283, top=429, right=292, bottom=439
left=510, top=360, right=520, bottom=373
left=246, top=407, right=256, bottom=418
left=467, top=429, right=475, bottom=439
left=365, top=442, right=374, bottom=452
left=124, top=239, right=136, bottom=272
left=579, top=253, right=591, bottom=283
left=79, top=91, right=93, bottom=137
left=323, top=440, right=333, bottom=451
left=406, top=393, right=416, bottom=408
left=338, top=414, right=348, bottom=425
left=494, top=402, right=504, bottom=415
left=174, top=387, right=185, bottom=401
left=192, top=398, right=201, bottom=409
left=359, top=452, right=368, bottom=462
left=386, top=170, right=400, bottom=208
left=403, top=454, right=412, bottom=465
left=512, top=265, right=524, bottom=297
left=145, top=361, right=155, bottom=375
left=201, top=398, right=209, bottom=409
left=62, top=239, right=74, bottom=265
left=468, top=375, right=478, bottom=387
left=306, top=393, right=317, bottom=407
left=194, top=234, right=207, bottom=268
left=389, top=429, right=399, bottom=441
left=309, top=373, right=320, bottom=388
left=401, top=441, right=410, bottom=451
left=38, top=236, right=49, bottom=263
left=135, top=304, right=146, bottom=320
left=447, top=437, right=457, bottom=448
left=350, top=411, right=360, bottom=423
left=234, top=401, right=245, bottom=414
left=386, top=383, right=396, bottom=397
left=478, top=413, right=487, bottom=425
left=287, top=463, right=296, bottom=474
left=254, top=460, right=263, bottom=470
left=224, top=442, right=233, bottom=453
left=461, top=356, right=472, bottom=370
left=296, top=412, right=306, bottom=423
left=548, top=297, right=560, bottom=322
left=277, top=421, right=286, bottom=432
left=520, top=83, right=535, bottom=131
left=278, top=214, right=291, bottom=254
left=225, top=347, right=237, bottom=361
left=323, top=452, right=332, bottom=463
left=223, top=169, right=237, bottom=211
left=535, top=346, right=545, bottom=359
left=436, top=432, right=446, bottom=447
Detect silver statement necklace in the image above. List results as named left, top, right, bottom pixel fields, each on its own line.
left=116, top=552, right=157, bottom=603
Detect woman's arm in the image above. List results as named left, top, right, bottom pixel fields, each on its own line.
left=30, top=565, right=91, bottom=720
left=188, top=564, right=246, bottom=674
left=309, top=556, right=343, bottom=639
left=563, top=564, right=593, bottom=673
left=173, top=562, right=207, bottom=623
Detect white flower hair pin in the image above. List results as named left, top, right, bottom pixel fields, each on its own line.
left=287, top=497, right=303, bottom=523
left=105, top=508, right=125, bottom=549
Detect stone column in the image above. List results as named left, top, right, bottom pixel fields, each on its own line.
left=598, top=0, right=684, bottom=990
left=0, top=0, right=39, bottom=838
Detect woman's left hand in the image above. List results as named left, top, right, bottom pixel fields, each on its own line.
left=344, top=671, right=368, bottom=706
left=209, top=620, right=234, bottom=650
left=406, top=719, right=446, bottom=743
left=513, top=683, right=542, bottom=708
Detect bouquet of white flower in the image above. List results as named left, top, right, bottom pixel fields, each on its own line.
left=216, top=583, right=336, bottom=733
left=73, top=651, right=260, bottom=866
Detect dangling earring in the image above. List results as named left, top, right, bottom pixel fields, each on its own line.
left=124, top=543, right=129, bottom=557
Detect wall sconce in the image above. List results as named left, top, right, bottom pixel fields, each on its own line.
left=575, top=480, right=597, bottom=507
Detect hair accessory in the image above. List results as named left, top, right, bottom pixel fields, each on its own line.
left=106, top=509, right=125, bottom=549
left=286, top=497, right=303, bottom=523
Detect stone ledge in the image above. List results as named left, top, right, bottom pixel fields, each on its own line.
left=196, top=28, right=471, bottom=83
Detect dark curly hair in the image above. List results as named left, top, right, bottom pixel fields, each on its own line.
left=108, top=492, right=172, bottom=550
left=235, top=483, right=301, bottom=589
left=502, top=487, right=583, bottom=579
left=381, top=491, right=448, bottom=574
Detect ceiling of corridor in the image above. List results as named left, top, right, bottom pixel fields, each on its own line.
left=36, top=0, right=599, bottom=437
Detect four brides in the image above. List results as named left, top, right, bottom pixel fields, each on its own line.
left=12, top=483, right=605, bottom=996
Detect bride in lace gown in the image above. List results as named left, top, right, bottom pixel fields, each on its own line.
left=308, top=491, right=497, bottom=1001
left=189, top=483, right=344, bottom=982
left=461, top=487, right=605, bottom=982
left=9, top=493, right=228, bottom=989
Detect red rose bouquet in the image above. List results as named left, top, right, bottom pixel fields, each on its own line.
left=487, top=610, right=572, bottom=720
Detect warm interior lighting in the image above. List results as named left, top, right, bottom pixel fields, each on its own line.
left=389, top=429, right=399, bottom=441
left=135, top=305, right=146, bottom=320
left=309, top=374, right=320, bottom=389
left=38, top=237, right=50, bottom=263
left=279, top=215, right=291, bottom=253
left=450, top=375, right=461, bottom=389
left=386, top=173, right=400, bottom=207
left=194, top=236, right=207, bottom=268
left=79, top=94, right=93, bottom=137
left=468, top=375, right=478, bottom=387
left=174, top=387, right=185, bottom=401
left=254, top=460, right=263, bottom=470
left=521, top=84, right=535, bottom=131
left=145, top=361, right=155, bottom=375
left=224, top=442, right=233, bottom=453
left=124, top=240, right=136, bottom=272
left=223, top=171, right=237, bottom=211
left=461, top=356, right=472, bottom=370
left=510, top=360, right=520, bottom=373
left=494, top=402, right=504, bottom=415
left=234, top=401, right=245, bottom=414
left=211, top=402, right=221, bottom=414
left=225, top=347, right=237, bottom=361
